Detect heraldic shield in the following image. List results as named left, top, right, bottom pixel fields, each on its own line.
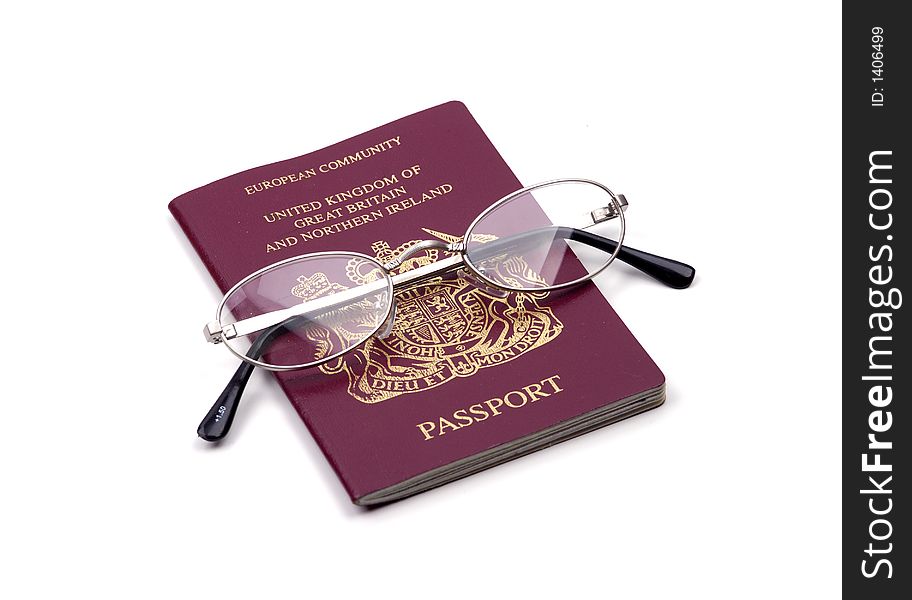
left=291, top=229, right=565, bottom=404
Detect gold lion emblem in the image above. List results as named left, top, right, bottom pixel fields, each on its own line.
left=294, top=229, right=564, bottom=403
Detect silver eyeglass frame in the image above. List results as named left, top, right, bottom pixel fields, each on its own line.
left=461, top=178, right=625, bottom=292
left=211, top=251, right=395, bottom=371
left=205, top=178, right=626, bottom=371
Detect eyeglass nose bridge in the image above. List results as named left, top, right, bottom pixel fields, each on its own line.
left=375, top=297, right=398, bottom=339
left=382, top=239, right=462, bottom=271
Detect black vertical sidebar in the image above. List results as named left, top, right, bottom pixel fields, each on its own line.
left=843, top=1, right=908, bottom=596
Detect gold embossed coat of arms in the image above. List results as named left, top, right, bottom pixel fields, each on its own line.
left=296, top=229, right=564, bottom=403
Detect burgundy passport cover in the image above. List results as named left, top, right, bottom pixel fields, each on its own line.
left=170, top=101, right=664, bottom=504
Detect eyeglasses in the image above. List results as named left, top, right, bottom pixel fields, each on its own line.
left=198, top=178, right=695, bottom=441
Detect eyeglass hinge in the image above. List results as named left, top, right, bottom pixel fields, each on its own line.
left=204, top=321, right=228, bottom=344
left=590, top=194, right=629, bottom=224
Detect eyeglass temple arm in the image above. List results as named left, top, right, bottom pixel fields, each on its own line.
left=475, top=227, right=695, bottom=289
left=566, top=228, right=695, bottom=289
left=198, top=316, right=304, bottom=442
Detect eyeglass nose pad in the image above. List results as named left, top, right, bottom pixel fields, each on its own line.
left=457, top=268, right=510, bottom=298
left=377, top=298, right=397, bottom=339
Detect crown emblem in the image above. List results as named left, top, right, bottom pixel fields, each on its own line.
left=291, top=272, right=346, bottom=299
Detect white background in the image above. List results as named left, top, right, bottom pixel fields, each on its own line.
left=1, top=2, right=840, bottom=598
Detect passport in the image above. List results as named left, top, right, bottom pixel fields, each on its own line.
left=170, top=101, right=666, bottom=505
